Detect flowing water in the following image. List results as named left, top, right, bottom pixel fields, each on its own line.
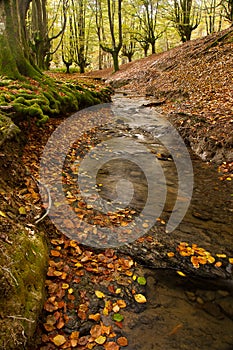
left=92, top=93, right=233, bottom=350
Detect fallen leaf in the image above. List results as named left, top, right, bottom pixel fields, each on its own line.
left=117, top=337, right=128, bottom=346
left=117, top=299, right=126, bottom=308
left=176, top=271, right=186, bottom=277
left=167, top=252, right=175, bottom=257
left=19, top=206, right=26, bottom=215
left=134, top=294, right=147, bottom=303
left=95, top=335, right=106, bottom=344
left=216, top=254, right=227, bottom=258
left=52, top=334, right=66, bottom=346
left=89, top=313, right=101, bottom=322
left=90, top=324, right=102, bottom=338
left=112, top=313, right=124, bottom=322
left=104, top=341, right=120, bottom=350
left=137, top=276, right=147, bottom=285
left=95, top=290, right=105, bottom=299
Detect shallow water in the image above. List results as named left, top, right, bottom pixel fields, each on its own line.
left=94, top=93, right=233, bottom=350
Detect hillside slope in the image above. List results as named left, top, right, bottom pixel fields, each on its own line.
left=88, top=27, right=233, bottom=163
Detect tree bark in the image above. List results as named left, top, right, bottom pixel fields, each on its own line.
left=0, top=0, right=40, bottom=79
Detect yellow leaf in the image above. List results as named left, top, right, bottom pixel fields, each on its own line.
left=177, top=271, right=186, bottom=277
left=216, top=254, right=227, bottom=258
left=134, top=294, right=147, bottom=303
left=19, top=206, right=26, bottom=215
left=62, top=283, right=69, bottom=289
left=95, top=290, right=105, bottom=299
left=75, top=262, right=83, bottom=268
left=229, top=258, right=233, bottom=264
left=207, top=256, right=215, bottom=264
left=0, top=210, right=7, bottom=218
left=68, top=288, right=73, bottom=294
left=52, top=334, right=66, bottom=346
left=115, top=288, right=121, bottom=294
left=95, top=335, right=106, bottom=345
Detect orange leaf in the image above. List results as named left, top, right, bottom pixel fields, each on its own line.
left=117, top=337, right=128, bottom=346
left=89, top=313, right=101, bottom=322
left=104, top=341, right=120, bottom=350
left=90, top=324, right=102, bottom=339
left=51, top=250, right=61, bottom=257
left=167, top=252, right=175, bottom=258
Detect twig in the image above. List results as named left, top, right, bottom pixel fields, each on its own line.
left=35, top=180, right=52, bottom=224
left=7, top=316, right=35, bottom=323
left=1, top=267, right=18, bottom=286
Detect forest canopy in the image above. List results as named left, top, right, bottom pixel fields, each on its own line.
left=0, top=0, right=232, bottom=77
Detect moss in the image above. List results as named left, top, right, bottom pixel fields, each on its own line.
left=0, top=114, right=20, bottom=146
left=0, top=226, right=48, bottom=350
left=0, top=74, right=112, bottom=126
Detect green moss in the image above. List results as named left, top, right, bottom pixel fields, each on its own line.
left=0, top=74, right=112, bottom=126
left=0, top=114, right=20, bottom=146
left=0, top=227, right=48, bottom=349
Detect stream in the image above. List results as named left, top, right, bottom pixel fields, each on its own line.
left=38, top=93, right=233, bottom=350
left=88, top=94, right=233, bottom=350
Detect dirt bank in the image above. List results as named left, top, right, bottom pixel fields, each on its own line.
left=85, top=27, right=233, bottom=164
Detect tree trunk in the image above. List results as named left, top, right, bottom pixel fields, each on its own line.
left=151, top=41, right=156, bottom=54
left=112, top=51, right=119, bottom=72
left=0, top=0, right=40, bottom=79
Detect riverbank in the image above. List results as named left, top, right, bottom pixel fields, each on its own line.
left=85, top=27, right=233, bottom=166
left=0, top=76, right=112, bottom=349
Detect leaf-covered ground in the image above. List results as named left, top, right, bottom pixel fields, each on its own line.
left=1, top=28, right=233, bottom=349
left=85, top=27, right=233, bottom=165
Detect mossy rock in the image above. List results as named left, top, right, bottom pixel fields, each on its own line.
left=0, top=114, right=20, bottom=146
left=0, top=226, right=48, bottom=349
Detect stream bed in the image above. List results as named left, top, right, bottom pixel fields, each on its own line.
left=89, top=94, right=233, bottom=350
left=37, top=93, right=233, bottom=350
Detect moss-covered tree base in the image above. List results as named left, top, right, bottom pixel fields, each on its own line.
left=0, top=74, right=112, bottom=130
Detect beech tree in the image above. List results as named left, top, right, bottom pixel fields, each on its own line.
left=170, top=0, right=202, bottom=42
left=204, top=0, right=223, bottom=34
left=95, top=0, right=123, bottom=72
left=221, top=0, right=233, bottom=22
left=27, top=0, right=68, bottom=70
left=0, top=0, right=40, bottom=79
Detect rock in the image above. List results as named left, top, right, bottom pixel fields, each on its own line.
left=217, top=297, right=233, bottom=319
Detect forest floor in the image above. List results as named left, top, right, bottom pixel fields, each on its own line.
left=21, top=26, right=233, bottom=349
left=1, top=27, right=233, bottom=350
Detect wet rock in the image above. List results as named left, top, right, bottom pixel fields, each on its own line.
left=217, top=297, right=233, bottom=320
left=196, top=296, right=204, bottom=305
left=217, top=290, right=230, bottom=297
left=202, top=301, right=224, bottom=319
left=185, top=291, right=196, bottom=302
